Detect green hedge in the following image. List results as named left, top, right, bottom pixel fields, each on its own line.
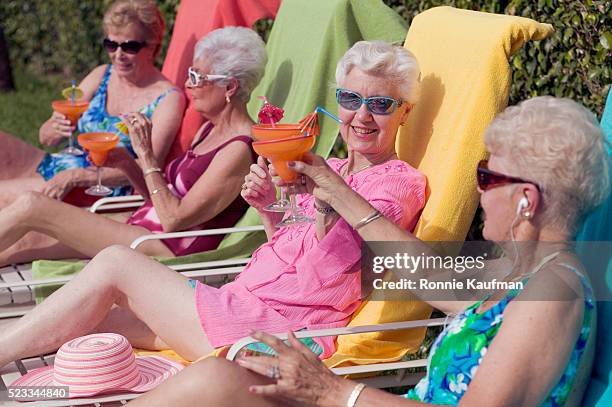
left=386, top=0, right=611, bottom=116
left=0, top=0, right=179, bottom=75
left=1, top=0, right=609, bottom=115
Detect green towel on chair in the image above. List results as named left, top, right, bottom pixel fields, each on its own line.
left=32, top=0, right=408, bottom=301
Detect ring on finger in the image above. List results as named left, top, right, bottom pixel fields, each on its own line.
left=241, top=183, right=248, bottom=190
left=300, top=175, right=307, bottom=185
left=266, top=366, right=281, bottom=379
left=130, top=117, right=138, bottom=125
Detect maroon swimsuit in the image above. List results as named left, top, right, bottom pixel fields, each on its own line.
left=127, top=123, right=253, bottom=256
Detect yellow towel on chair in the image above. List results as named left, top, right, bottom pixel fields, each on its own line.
left=398, top=6, right=553, bottom=242
left=326, top=6, right=553, bottom=368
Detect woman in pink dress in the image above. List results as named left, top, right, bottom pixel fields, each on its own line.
left=0, top=41, right=426, bottom=365
left=0, top=26, right=263, bottom=265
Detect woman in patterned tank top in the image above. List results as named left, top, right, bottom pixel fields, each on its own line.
left=0, top=0, right=184, bottom=206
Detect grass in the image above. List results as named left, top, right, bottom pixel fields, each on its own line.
left=0, top=66, right=65, bottom=149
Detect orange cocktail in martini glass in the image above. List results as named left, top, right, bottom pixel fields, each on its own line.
left=251, top=124, right=307, bottom=212
left=253, top=135, right=316, bottom=227
left=78, top=132, right=119, bottom=196
left=52, top=100, right=90, bottom=155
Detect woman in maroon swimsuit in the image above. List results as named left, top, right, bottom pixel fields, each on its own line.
left=0, top=26, right=265, bottom=265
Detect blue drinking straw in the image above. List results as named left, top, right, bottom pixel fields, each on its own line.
left=315, top=106, right=342, bottom=124
left=71, top=80, right=76, bottom=104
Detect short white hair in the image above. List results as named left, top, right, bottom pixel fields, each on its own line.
left=485, top=96, right=610, bottom=235
left=335, top=40, right=420, bottom=105
left=194, top=27, right=267, bottom=103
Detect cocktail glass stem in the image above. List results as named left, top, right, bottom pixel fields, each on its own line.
left=85, top=166, right=113, bottom=196
left=276, top=184, right=314, bottom=227
left=264, top=185, right=291, bottom=212
left=63, top=129, right=84, bottom=155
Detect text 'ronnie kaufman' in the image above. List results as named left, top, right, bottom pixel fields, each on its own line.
left=373, top=279, right=524, bottom=290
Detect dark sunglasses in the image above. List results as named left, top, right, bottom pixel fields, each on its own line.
left=336, top=88, right=403, bottom=115
left=476, top=160, right=541, bottom=192
left=103, top=38, right=147, bottom=55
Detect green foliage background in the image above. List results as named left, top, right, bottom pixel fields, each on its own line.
left=1, top=0, right=610, bottom=115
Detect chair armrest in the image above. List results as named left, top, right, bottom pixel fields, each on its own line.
left=226, top=317, right=447, bottom=362
left=89, top=195, right=145, bottom=213
left=129, top=225, right=265, bottom=249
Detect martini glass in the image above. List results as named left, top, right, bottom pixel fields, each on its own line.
left=51, top=100, right=90, bottom=155
left=251, top=124, right=306, bottom=212
left=252, top=135, right=316, bottom=227
left=78, top=132, right=120, bottom=196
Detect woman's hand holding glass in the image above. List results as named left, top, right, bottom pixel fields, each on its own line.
left=43, top=112, right=76, bottom=147
left=287, top=152, right=349, bottom=208
left=241, top=156, right=278, bottom=211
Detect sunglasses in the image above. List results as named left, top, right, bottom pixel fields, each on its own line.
left=103, top=38, right=147, bottom=55
left=187, top=67, right=229, bottom=87
left=476, top=160, right=541, bottom=192
left=335, top=88, right=403, bottom=115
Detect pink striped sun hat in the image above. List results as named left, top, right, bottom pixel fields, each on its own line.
left=10, top=333, right=184, bottom=398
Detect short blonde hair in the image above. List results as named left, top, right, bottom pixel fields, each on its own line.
left=485, top=96, right=610, bottom=236
left=103, top=0, right=165, bottom=58
left=335, top=40, right=420, bottom=105
left=194, top=27, right=267, bottom=103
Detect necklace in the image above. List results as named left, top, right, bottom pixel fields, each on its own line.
left=341, top=153, right=397, bottom=177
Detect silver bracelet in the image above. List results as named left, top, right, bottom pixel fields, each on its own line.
left=346, top=383, right=366, bottom=407
left=353, top=210, right=382, bottom=230
left=143, top=167, right=163, bottom=177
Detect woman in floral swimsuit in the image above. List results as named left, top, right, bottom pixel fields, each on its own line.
left=0, top=0, right=184, bottom=205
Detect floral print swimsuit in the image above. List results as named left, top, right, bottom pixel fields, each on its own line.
left=405, top=258, right=593, bottom=406
left=37, top=65, right=176, bottom=196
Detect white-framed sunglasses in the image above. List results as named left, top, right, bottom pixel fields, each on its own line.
left=187, top=67, right=228, bottom=87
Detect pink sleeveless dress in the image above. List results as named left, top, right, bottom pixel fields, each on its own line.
left=127, top=123, right=253, bottom=256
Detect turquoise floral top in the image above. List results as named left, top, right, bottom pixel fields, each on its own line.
left=37, top=65, right=176, bottom=196
left=404, top=263, right=594, bottom=406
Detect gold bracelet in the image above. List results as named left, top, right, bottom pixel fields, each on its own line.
left=150, top=185, right=169, bottom=195
left=353, top=210, right=382, bottom=230
left=143, top=167, right=163, bottom=177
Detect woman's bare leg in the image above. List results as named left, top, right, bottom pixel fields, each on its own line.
left=0, top=245, right=213, bottom=367
left=0, top=213, right=133, bottom=265
left=0, top=130, right=45, bottom=180
left=128, top=357, right=291, bottom=407
left=0, top=191, right=173, bottom=266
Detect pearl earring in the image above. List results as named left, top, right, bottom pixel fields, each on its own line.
left=225, top=95, right=231, bottom=104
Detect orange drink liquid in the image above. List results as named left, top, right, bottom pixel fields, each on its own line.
left=252, top=135, right=316, bottom=182
left=51, top=100, right=90, bottom=126
left=78, top=132, right=119, bottom=166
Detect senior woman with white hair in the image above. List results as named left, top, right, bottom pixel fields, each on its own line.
left=0, top=41, right=426, bottom=366
left=127, top=96, right=609, bottom=407
left=0, top=26, right=263, bottom=264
